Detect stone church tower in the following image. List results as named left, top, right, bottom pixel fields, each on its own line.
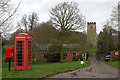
left=87, top=22, right=96, bottom=46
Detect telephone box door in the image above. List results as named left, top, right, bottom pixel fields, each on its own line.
left=15, top=40, right=24, bottom=67
left=27, top=40, right=32, bottom=68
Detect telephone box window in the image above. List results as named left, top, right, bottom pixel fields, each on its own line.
left=28, top=41, right=31, bottom=66
left=16, top=41, right=24, bottom=66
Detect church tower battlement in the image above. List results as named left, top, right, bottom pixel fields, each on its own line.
left=87, top=22, right=96, bottom=46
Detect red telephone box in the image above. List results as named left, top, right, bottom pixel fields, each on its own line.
left=14, top=33, right=32, bottom=70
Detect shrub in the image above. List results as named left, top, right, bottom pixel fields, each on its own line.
left=45, top=44, right=61, bottom=62
left=72, top=55, right=83, bottom=61
left=45, top=53, right=60, bottom=62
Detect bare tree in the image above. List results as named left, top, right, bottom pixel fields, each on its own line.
left=50, top=2, right=86, bottom=62
left=18, top=12, right=39, bottom=32
left=104, top=4, right=120, bottom=50
left=0, top=0, right=20, bottom=74
left=110, top=6, right=118, bottom=30
left=50, top=2, right=86, bottom=31
left=0, top=0, right=20, bottom=36
left=21, top=14, right=28, bottom=33
left=17, top=22, right=22, bottom=30
left=28, top=12, right=39, bottom=30
left=16, top=15, right=28, bottom=33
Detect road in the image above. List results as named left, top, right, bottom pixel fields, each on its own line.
left=50, top=57, right=119, bottom=78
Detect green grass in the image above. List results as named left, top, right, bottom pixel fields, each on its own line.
left=89, top=46, right=97, bottom=56
left=2, top=61, right=90, bottom=78
left=106, top=60, right=120, bottom=69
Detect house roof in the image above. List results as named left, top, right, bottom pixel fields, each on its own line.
left=36, top=44, right=80, bottom=51
left=36, top=44, right=52, bottom=51
left=63, top=44, right=79, bottom=48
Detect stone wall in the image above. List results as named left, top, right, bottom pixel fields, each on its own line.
left=87, top=22, right=97, bottom=46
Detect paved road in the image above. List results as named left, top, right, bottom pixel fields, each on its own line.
left=50, top=57, right=119, bottom=78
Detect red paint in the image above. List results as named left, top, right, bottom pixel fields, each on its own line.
left=6, top=48, right=13, bottom=58
left=14, top=33, right=32, bottom=70
left=87, top=22, right=96, bottom=24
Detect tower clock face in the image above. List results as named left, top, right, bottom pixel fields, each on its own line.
left=91, top=26, right=92, bottom=29
left=90, top=25, right=95, bottom=29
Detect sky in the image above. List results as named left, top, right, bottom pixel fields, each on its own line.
left=11, top=0, right=119, bottom=34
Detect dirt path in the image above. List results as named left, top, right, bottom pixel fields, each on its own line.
left=50, top=57, right=119, bottom=78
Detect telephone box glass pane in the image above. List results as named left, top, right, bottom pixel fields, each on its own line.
left=28, top=41, right=31, bottom=66
left=16, top=41, right=24, bottom=66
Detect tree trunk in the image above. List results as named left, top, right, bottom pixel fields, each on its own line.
left=60, top=44, right=63, bottom=62
left=59, top=31, right=64, bottom=63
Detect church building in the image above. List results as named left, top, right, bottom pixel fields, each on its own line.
left=87, top=22, right=97, bottom=47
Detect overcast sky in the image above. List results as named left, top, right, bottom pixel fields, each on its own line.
left=11, top=0, right=119, bottom=34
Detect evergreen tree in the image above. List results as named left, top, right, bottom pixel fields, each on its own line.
left=107, top=29, right=116, bottom=53
left=96, top=32, right=107, bottom=59
left=96, top=28, right=116, bottom=60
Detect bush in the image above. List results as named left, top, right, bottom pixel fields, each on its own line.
left=45, top=53, right=60, bottom=62
left=45, top=44, right=61, bottom=62
left=72, top=55, right=83, bottom=61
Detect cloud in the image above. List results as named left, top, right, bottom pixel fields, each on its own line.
left=11, top=0, right=118, bottom=33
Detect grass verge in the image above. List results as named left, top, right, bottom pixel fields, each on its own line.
left=2, top=60, right=90, bottom=78
left=105, top=60, right=120, bottom=69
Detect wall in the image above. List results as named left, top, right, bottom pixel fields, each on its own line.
left=36, top=50, right=81, bottom=62
left=64, top=50, right=81, bottom=62
left=87, top=22, right=96, bottom=46
left=36, top=51, right=47, bottom=62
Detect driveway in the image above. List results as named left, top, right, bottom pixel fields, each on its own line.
left=50, top=57, right=119, bottom=78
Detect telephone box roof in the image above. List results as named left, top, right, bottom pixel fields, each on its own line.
left=15, top=33, right=31, bottom=37
left=19, top=33, right=28, bottom=35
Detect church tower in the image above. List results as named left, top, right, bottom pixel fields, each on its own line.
left=87, top=22, right=96, bottom=47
